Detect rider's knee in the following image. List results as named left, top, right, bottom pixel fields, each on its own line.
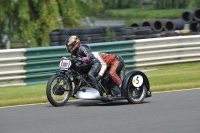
left=108, top=70, right=115, bottom=77
left=88, top=72, right=94, bottom=78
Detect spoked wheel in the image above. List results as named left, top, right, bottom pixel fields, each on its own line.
left=126, top=71, right=149, bottom=104
left=127, top=85, right=147, bottom=104
left=46, top=74, right=72, bottom=107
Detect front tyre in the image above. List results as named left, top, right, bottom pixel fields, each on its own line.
left=46, top=74, right=72, bottom=107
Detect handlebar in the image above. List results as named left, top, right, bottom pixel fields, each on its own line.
left=62, top=55, right=82, bottom=62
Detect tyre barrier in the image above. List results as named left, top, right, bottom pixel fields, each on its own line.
left=104, top=25, right=125, bottom=32
left=151, top=20, right=163, bottom=31
left=135, top=29, right=152, bottom=35
left=189, top=21, right=200, bottom=32
left=49, top=16, right=200, bottom=46
left=152, top=19, right=169, bottom=32
left=194, top=8, right=200, bottom=21
left=181, top=8, right=200, bottom=23
left=141, top=20, right=165, bottom=32
left=122, top=27, right=137, bottom=35
left=141, top=20, right=155, bottom=29
left=181, top=10, right=195, bottom=24
left=127, top=8, right=200, bottom=34
left=49, top=29, right=60, bottom=46
left=102, top=25, right=125, bottom=39
left=164, top=19, right=184, bottom=31
left=180, top=8, right=200, bottom=33
left=130, top=22, right=142, bottom=27
left=49, top=26, right=128, bottom=46
left=131, top=19, right=184, bottom=32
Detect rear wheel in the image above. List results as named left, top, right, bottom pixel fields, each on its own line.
left=46, top=74, right=72, bottom=107
left=126, top=73, right=148, bottom=104
left=127, top=85, right=147, bottom=104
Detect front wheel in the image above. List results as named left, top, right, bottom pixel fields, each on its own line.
left=46, top=74, right=72, bottom=107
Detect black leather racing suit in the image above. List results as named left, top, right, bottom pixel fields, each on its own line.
left=71, top=44, right=100, bottom=89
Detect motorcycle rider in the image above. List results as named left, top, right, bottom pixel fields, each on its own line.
left=65, top=35, right=103, bottom=95
left=92, top=52, right=125, bottom=88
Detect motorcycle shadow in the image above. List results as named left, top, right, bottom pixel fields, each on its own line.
left=70, top=100, right=151, bottom=107
left=46, top=100, right=151, bottom=107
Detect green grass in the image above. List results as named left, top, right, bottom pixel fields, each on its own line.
left=0, top=62, right=200, bottom=107
left=102, top=8, right=187, bottom=26
left=145, top=62, right=200, bottom=91
left=0, top=84, right=47, bottom=106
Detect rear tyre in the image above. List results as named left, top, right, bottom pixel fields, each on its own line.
left=46, top=74, right=72, bottom=107
left=127, top=85, right=147, bottom=104
left=126, top=72, right=148, bottom=104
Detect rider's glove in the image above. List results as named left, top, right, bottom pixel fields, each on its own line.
left=96, top=75, right=102, bottom=81
left=82, top=57, right=89, bottom=62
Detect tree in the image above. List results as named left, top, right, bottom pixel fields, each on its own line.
left=154, top=0, right=189, bottom=9
left=188, top=0, right=200, bottom=9
left=0, top=0, right=103, bottom=47
left=57, top=0, right=104, bottom=28
left=102, top=0, right=139, bottom=9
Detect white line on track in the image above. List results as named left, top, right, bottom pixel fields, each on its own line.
left=0, top=102, right=48, bottom=109
left=153, top=88, right=200, bottom=93
left=0, top=88, right=200, bottom=109
left=0, top=100, right=81, bottom=109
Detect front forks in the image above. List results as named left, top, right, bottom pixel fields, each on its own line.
left=72, top=80, right=82, bottom=98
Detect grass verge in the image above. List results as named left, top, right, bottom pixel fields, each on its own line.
left=0, top=62, right=200, bottom=107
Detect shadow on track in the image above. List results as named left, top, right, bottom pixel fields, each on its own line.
left=46, top=100, right=151, bottom=107
left=73, top=100, right=151, bottom=107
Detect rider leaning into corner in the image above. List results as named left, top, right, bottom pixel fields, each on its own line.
left=92, top=52, right=125, bottom=89
left=65, top=35, right=102, bottom=95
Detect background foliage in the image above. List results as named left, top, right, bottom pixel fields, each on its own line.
left=102, top=0, right=139, bottom=9
left=0, top=0, right=103, bottom=47
left=1, top=0, right=200, bottom=47
left=188, top=0, right=200, bottom=8
left=101, top=0, right=200, bottom=9
left=154, top=0, right=190, bottom=9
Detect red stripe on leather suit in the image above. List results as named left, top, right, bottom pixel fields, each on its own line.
left=99, top=53, right=121, bottom=85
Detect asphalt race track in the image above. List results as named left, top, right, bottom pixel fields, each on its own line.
left=1, top=88, right=200, bottom=133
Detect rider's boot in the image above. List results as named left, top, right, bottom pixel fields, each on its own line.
left=95, top=84, right=103, bottom=96
left=118, top=82, right=122, bottom=89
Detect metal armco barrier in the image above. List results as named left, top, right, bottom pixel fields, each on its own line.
left=1, top=35, right=200, bottom=86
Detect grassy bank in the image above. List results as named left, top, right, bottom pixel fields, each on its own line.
left=0, top=62, right=200, bottom=107
left=102, top=8, right=187, bottom=26
left=145, top=62, right=200, bottom=91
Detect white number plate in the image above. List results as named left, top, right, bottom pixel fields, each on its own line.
left=59, top=59, right=71, bottom=70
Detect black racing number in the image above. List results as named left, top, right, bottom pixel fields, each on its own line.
left=136, top=77, right=139, bottom=84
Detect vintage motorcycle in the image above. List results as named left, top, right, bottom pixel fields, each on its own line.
left=46, top=55, right=152, bottom=107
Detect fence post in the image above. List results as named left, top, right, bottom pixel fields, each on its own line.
left=6, top=41, right=10, bottom=49
left=27, top=40, right=31, bottom=47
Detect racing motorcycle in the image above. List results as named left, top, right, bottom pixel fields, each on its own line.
left=46, top=55, right=152, bottom=107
